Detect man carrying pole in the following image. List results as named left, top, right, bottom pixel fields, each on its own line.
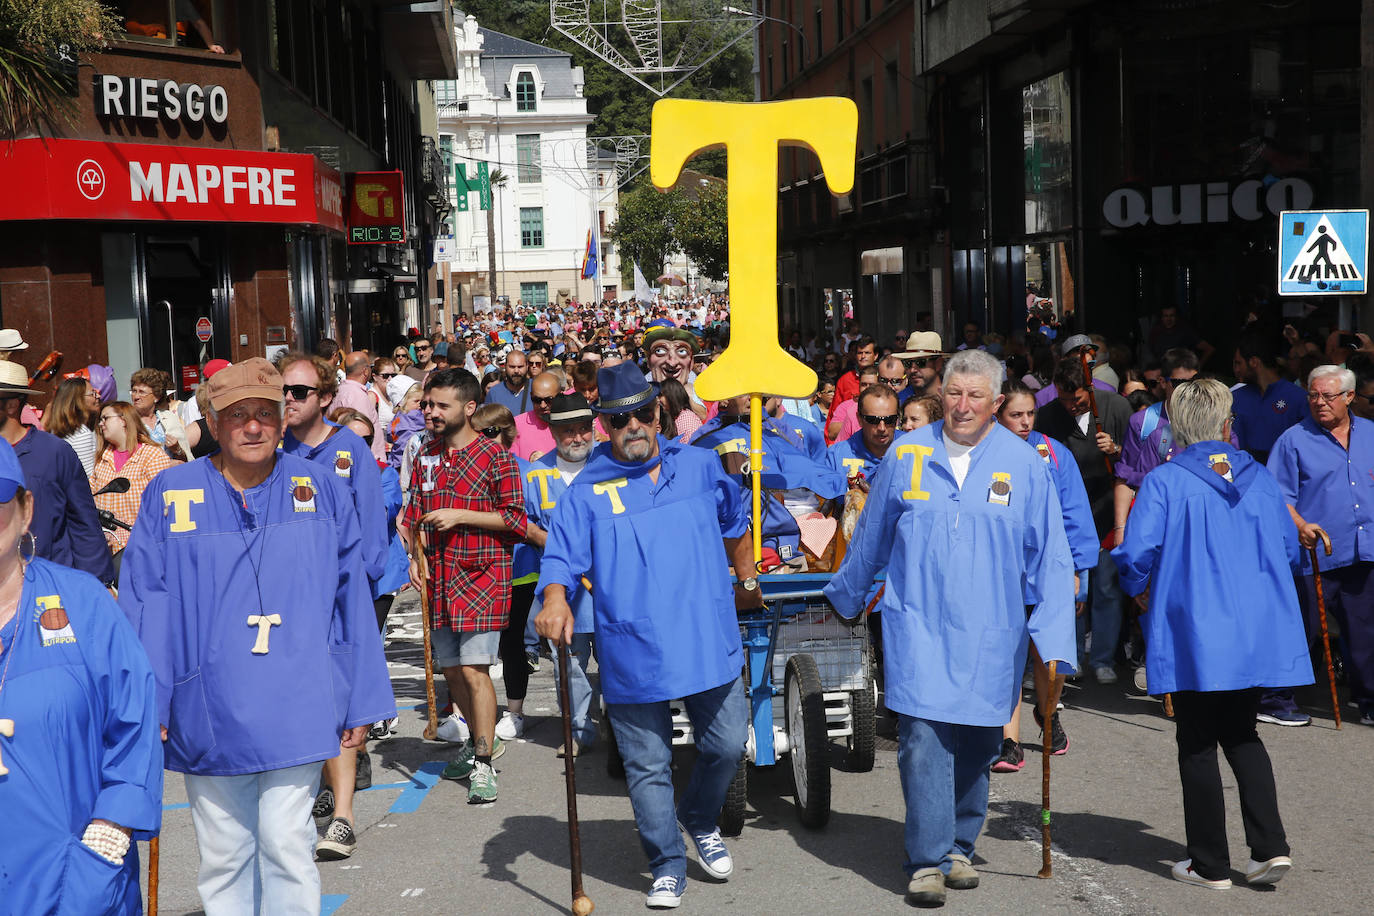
left=826, top=350, right=1077, bottom=908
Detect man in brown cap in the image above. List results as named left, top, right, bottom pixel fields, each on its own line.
left=119, top=357, right=395, bottom=913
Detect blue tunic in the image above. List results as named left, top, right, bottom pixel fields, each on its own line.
left=118, top=455, right=395, bottom=775
left=826, top=431, right=883, bottom=482
left=1266, top=416, right=1374, bottom=576
left=521, top=452, right=594, bottom=633
left=825, top=422, right=1076, bottom=726
left=537, top=444, right=749, bottom=704
left=1027, top=430, right=1099, bottom=572
left=0, top=560, right=163, bottom=916
left=374, top=462, right=410, bottom=597
left=1112, top=443, right=1314, bottom=694
left=281, top=423, right=389, bottom=585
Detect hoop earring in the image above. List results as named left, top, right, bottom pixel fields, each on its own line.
left=17, top=531, right=36, bottom=564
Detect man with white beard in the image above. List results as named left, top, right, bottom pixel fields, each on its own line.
left=517, top=393, right=599, bottom=755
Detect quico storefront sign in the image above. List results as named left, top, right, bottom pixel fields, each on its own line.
left=1102, top=177, right=1315, bottom=228
left=94, top=73, right=229, bottom=126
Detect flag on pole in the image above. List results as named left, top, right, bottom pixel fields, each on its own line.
left=581, top=229, right=598, bottom=279
left=633, top=262, right=655, bottom=305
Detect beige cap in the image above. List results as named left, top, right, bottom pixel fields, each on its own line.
left=895, top=331, right=948, bottom=359
left=207, top=357, right=284, bottom=411
left=0, top=360, right=40, bottom=395
left=0, top=329, right=29, bottom=351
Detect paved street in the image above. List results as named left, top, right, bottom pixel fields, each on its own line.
left=144, top=591, right=1374, bottom=915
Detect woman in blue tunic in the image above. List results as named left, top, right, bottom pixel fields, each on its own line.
left=1113, top=379, right=1313, bottom=890
left=0, top=437, right=163, bottom=915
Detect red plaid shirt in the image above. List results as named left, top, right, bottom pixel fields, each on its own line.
left=403, top=434, right=527, bottom=631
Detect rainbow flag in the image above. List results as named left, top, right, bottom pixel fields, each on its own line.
left=581, top=228, right=598, bottom=279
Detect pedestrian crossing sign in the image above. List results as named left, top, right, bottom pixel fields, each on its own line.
left=1278, top=209, right=1368, bottom=296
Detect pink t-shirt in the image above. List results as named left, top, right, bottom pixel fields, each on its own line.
left=829, top=398, right=861, bottom=443
left=512, top=411, right=556, bottom=461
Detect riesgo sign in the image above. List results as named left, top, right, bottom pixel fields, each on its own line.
left=0, top=139, right=344, bottom=232
left=94, top=74, right=229, bottom=126
left=346, top=171, right=406, bottom=245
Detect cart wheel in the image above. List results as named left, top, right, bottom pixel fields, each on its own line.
left=719, top=758, right=747, bottom=836
left=846, top=682, right=877, bottom=772
left=785, top=654, right=831, bottom=829
left=605, top=718, right=626, bottom=780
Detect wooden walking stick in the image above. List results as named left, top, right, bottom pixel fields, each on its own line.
left=147, top=836, right=159, bottom=916
left=1309, top=528, right=1341, bottom=729
left=1038, top=660, right=1059, bottom=878
left=556, top=640, right=594, bottom=916
left=1078, top=350, right=1113, bottom=475
left=416, top=533, right=439, bottom=741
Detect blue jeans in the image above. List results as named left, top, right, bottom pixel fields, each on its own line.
left=554, top=633, right=599, bottom=747
left=896, top=715, right=1002, bottom=876
left=1079, top=547, right=1123, bottom=670
left=607, top=675, right=748, bottom=881
left=184, top=761, right=321, bottom=915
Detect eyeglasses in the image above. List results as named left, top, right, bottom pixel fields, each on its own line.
left=861, top=413, right=900, bottom=427
left=479, top=426, right=504, bottom=439
left=879, top=376, right=905, bottom=387
left=378, top=372, right=398, bottom=379
left=1308, top=390, right=1350, bottom=404
left=606, top=404, right=659, bottom=429
left=99, top=414, right=120, bottom=424
left=531, top=394, right=556, bottom=405
left=282, top=384, right=319, bottom=400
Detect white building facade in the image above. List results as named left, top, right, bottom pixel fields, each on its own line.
left=434, top=15, right=620, bottom=315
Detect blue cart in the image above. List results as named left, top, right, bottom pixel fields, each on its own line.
left=603, top=573, right=877, bottom=833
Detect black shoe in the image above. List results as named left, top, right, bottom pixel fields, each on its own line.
left=354, top=749, right=372, bottom=791
left=1033, top=707, right=1069, bottom=756
left=526, top=651, right=541, bottom=673
left=315, top=817, right=357, bottom=860
left=311, top=787, right=335, bottom=827
left=991, top=738, right=1025, bottom=773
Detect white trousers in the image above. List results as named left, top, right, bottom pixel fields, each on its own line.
left=184, top=761, right=322, bottom=916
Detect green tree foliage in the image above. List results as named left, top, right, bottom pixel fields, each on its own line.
left=676, top=180, right=728, bottom=281
left=608, top=182, right=685, bottom=281
left=0, top=0, right=119, bottom=139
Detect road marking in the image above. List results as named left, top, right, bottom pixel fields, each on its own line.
left=321, top=894, right=349, bottom=915
left=389, top=760, right=446, bottom=813
left=338, top=864, right=361, bottom=870
left=400, top=888, right=426, bottom=897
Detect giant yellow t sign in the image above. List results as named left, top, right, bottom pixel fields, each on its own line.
left=650, top=98, right=857, bottom=401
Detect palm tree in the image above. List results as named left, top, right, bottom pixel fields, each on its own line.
left=486, top=167, right=508, bottom=304
left=0, top=1, right=119, bottom=140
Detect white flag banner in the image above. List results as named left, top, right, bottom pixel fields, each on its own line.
left=633, top=262, right=656, bottom=305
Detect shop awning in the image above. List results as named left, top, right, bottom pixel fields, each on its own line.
left=0, top=138, right=345, bottom=232
left=381, top=2, right=457, bottom=79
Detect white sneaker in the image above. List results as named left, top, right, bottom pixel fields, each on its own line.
left=1245, top=855, right=1291, bottom=885
left=1133, top=666, right=1148, bottom=693
left=436, top=712, right=470, bottom=744
left=490, top=661, right=504, bottom=681
left=1094, top=665, right=1118, bottom=685
left=495, top=711, right=525, bottom=740
left=1172, top=859, right=1231, bottom=889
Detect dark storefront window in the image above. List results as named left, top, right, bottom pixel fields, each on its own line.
left=1023, top=71, right=1073, bottom=235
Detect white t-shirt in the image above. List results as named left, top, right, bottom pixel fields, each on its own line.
left=555, top=455, right=585, bottom=485
left=942, top=432, right=976, bottom=488
left=1076, top=411, right=1091, bottom=436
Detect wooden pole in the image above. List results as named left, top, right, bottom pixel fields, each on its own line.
left=1310, top=530, right=1341, bottom=728
left=557, top=641, right=595, bottom=916
left=1038, top=660, right=1059, bottom=878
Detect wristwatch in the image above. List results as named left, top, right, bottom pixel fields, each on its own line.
left=739, top=576, right=759, bottom=592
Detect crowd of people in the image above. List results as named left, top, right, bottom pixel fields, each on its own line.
left=0, top=291, right=1369, bottom=911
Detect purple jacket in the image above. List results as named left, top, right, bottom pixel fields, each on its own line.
left=387, top=410, right=426, bottom=470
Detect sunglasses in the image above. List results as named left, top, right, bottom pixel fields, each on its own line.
left=479, top=426, right=504, bottom=439
left=606, top=404, right=659, bottom=430
left=393, top=352, right=409, bottom=360
left=861, top=413, right=900, bottom=427
left=282, top=384, right=319, bottom=400
left=531, top=394, right=556, bottom=405
left=879, top=376, right=906, bottom=386
left=904, top=358, right=933, bottom=369
left=377, top=371, right=398, bottom=380
left=415, top=343, right=432, bottom=351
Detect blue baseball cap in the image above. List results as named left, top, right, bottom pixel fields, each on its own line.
left=0, top=436, right=25, bottom=502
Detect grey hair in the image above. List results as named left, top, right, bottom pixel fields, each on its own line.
left=1308, top=364, right=1355, bottom=392
left=943, top=349, right=1006, bottom=392
left=1169, top=377, right=1232, bottom=449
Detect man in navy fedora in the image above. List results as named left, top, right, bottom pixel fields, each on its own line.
left=536, top=361, right=762, bottom=909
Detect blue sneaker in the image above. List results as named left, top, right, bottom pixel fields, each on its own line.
left=1256, top=708, right=1310, bottom=727
left=678, top=821, right=733, bottom=879
left=645, top=875, right=685, bottom=909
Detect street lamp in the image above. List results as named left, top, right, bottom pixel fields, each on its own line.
left=722, top=4, right=808, bottom=69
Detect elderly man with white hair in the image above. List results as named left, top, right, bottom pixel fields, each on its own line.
left=1113, top=378, right=1311, bottom=889
left=1259, top=364, right=1374, bottom=728
left=826, top=349, right=1076, bottom=907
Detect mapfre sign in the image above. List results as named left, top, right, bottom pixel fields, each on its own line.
left=0, top=139, right=344, bottom=232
